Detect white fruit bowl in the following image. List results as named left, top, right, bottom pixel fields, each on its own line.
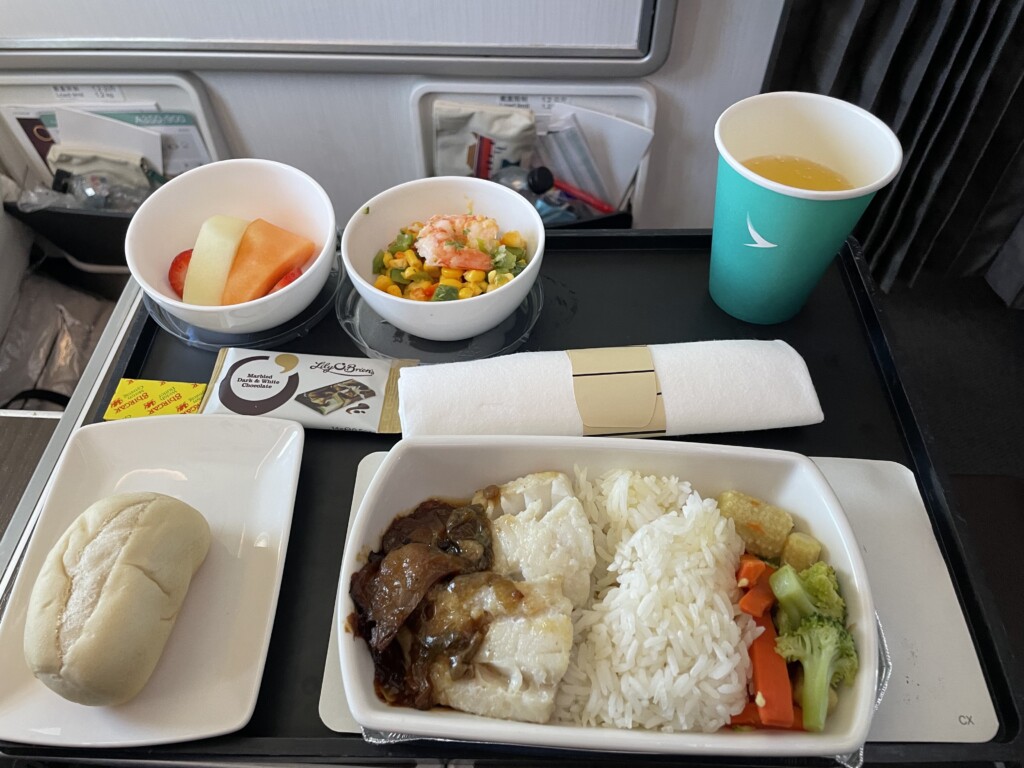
left=340, top=176, right=545, bottom=342
left=125, top=158, right=337, bottom=334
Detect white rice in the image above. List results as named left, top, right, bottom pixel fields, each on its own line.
left=554, top=467, right=759, bottom=732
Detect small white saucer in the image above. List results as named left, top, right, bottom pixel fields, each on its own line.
left=143, top=256, right=342, bottom=352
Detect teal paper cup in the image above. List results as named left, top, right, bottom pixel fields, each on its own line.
left=709, top=92, right=902, bottom=324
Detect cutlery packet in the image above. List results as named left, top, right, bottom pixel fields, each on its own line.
left=201, top=348, right=414, bottom=433
left=398, top=339, right=823, bottom=438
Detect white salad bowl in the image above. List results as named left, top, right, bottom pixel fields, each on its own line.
left=336, top=435, right=879, bottom=757
left=340, top=176, right=545, bottom=342
left=125, top=158, right=337, bottom=334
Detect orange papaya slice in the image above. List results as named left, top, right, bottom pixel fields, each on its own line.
left=220, top=218, right=315, bottom=305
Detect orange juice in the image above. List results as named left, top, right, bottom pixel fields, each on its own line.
left=741, top=155, right=853, bottom=192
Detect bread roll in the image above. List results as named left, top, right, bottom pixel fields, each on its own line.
left=23, top=492, right=211, bottom=706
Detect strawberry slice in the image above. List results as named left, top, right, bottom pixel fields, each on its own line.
left=168, top=249, right=192, bottom=299
left=269, top=267, right=302, bottom=295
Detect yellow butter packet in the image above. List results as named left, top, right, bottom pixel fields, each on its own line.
left=104, top=379, right=207, bottom=420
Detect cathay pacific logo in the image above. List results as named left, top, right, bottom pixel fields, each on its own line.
left=744, top=214, right=777, bottom=248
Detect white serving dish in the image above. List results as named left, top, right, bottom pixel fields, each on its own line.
left=336, top=435, right=877, bottom=757
left=0, top=414, right=304, bottom=747
left=340, top=176, right=545, bottom=341
left=125, top=158, right=337, bottom=334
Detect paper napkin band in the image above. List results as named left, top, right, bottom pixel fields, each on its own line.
left=567, top=346, right=666, bottom=437
left=395, top=340, right=824, bottom=438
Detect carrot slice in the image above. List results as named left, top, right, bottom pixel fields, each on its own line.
left=729, top=700, right=805, bottom=731
left=221, top=218, right=315, bottom=305
left=739, top=562, right=777, bottom=617
left=749, top=613, right=794, bottom=728
left=737, top=553, right=769, bottom=588
left=729, top=700, right=762, bottom=727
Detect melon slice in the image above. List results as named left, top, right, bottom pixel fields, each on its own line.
left=182, top=215, right=249, bottom=305
left=221, top=219, right=316, bottom=305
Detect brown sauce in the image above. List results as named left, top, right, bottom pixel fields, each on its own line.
left=349, top=498, right=498, bottom=708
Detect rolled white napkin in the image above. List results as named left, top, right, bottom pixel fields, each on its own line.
left=398, top=339, right=823, bottom=437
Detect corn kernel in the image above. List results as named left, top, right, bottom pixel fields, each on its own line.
left=501, top=230, right=525, bottom=249
left=385, top=285, right=402, bottom=297
left=439, top=277, right=462, bottom=288
left=493, top=272, right=514, bottom=288
left=487, top=269, right=498, bottom=285
left=424, top=265, right=442, bottom=277
left=405, top=250, right=423, bottom=269
left=458, top=286, right=476, bottom=300
left=464, top=269, right=486, bottom=283
left=382, top=252, right=394, bottom=268
left=390, top=257, right=408, bottom=270
left=402, top=265, right=420, bottom=280
left=374, top=274, right=394, bottom=290
left=405, top=281, right=432, bottom=301
left=441, top=267, right=464, bottom=280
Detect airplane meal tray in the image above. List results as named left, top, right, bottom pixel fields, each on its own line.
left=2, top=230, right=1021, bottom=766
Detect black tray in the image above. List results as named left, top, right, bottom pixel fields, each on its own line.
left=6, top=231, right=1021, bottom=766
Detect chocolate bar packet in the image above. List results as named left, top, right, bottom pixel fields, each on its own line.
left=201, top=347, right=414, bottom=432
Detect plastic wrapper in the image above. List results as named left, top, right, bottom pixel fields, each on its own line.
left=831, top=614, right=892, bottom=768
left=535, top=110, right=612, bottom=208
left=0, top=272, right=113, bottom=410
left=14, top=186, right=82, bottom=213
left=17, top=173, right=151, bottom=214
left=433, top=99, right=536, bottom=179
left=0, top=207, right=32, bottom=340
left=200, top=347, right=414, bottom=433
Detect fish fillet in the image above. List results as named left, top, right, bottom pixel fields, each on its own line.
left=428, top=576, right=573, bottom=724
left=475, top=472, right=596, bottom=608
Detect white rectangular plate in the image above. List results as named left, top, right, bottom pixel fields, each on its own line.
left=0, top=414, right=304, bottom=747
left=811, top=457, right=997, bottom=742
left=323, top=455, right=998, bottom=744
left=336, top=435, right=878, bottom=757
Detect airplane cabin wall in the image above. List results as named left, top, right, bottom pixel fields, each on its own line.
left=0, top=0, right=784, bottom=229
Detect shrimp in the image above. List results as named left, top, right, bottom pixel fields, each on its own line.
left=414, top=214, right=500, bottom=272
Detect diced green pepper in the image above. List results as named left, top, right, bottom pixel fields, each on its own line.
left=431, top=284, right=459, bottom=301
left=492, top=247, right=516, bottom=271
left=388, top=231, right=414, bottom=253
left=389, top=268, right=411, bottom=285
left=406, top=270, right=431, bottom=282
left=372, top=250, right=387, bottom=274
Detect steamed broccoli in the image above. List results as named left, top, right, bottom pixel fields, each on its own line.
left=775, top=614, right=858, bottom=732
left=768, top=561, right=846, bottom=635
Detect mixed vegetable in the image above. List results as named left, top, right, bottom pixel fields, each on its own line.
left=718, top=490, right=860, bottom=733
left=371, top=214, right=528, bottom=302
